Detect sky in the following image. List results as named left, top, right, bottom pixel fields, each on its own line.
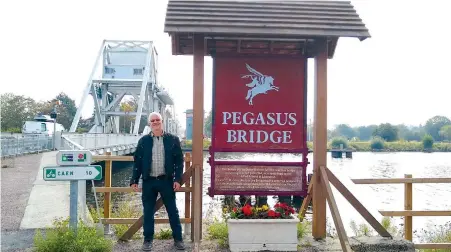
left=1, top=0, right=450, bottom=129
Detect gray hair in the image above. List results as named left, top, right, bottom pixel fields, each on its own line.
left=148, top=111, right=163, bottom=121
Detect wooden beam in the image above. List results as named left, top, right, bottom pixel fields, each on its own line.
left=312, top=39, right=328, bottom=239
left=102, top=218, right=191, bottom=225
left=352, top=178, right=451, bottom=184
left=192, top=34, right=205, bottom=243
left=298, top=177, right=313, bottom=221
left=94, top=187, right=192, bottom=193
left=92, top=155, right=134, bottom=161
left=379, top=210, right=451, bottom=216
left=119, top=165, right=195, bottom=241
left=414, top=243, right=451, bottom=249
left=104, top=152, right=112, bottom=229
left=325, top=168, right=392, bottom=238
left=92, top=155, right=193, bottom=162
left=404, top=174, right=413, bottom=241
left=319, top=166, right=352, bottom=251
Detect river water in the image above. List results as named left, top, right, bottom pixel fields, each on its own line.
left=86, top=152, right=451, bottom=242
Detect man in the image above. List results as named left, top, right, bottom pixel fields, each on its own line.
left=130, top=112, right=185, bottom=251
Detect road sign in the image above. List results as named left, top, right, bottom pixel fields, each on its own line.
left=43, top=165, right=102, bottom=181
left=56, top=150, right=92, bottom=166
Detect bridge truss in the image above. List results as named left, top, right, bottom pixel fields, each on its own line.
left=70, top=40, right=176, bottom=134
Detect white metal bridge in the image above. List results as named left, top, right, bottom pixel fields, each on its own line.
left=66, top=40, right=180, bottom=154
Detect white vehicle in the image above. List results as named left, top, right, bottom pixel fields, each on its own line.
left=22, top=114, right=66, bottom=136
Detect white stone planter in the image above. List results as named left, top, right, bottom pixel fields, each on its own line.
left=227, top=217, right=299, bottom=252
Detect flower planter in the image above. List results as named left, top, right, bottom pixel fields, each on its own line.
left=227, top=217, right=299, bottom=252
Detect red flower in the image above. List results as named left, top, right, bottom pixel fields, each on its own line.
left=268, top=210, right=276, bottom=218
left=242, top=205, right=253, bottom=216
left=275, top=212, right=281, bottom=217
left=233, top=207, right=237, bottom=212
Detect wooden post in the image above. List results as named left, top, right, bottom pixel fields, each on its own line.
left=192, top=34, right=205, bottom=243
left=104, top=151, right=112, bottom=233
left=405, top=174, right=413, bottom=241
left=184, top=152, right=192, bottom=239
left=312, top=40, right=328, bottom=239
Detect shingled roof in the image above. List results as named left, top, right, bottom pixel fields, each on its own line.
left=164, top=0, right=370, bottom=58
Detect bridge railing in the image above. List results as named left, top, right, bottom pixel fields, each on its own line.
left=1, top=133, right=53, bottom=157
left=91, top=152, right=193, bottom=232
left=62, top=133, right=141, bottom=150
left=352, top=174, right=451, bottom=250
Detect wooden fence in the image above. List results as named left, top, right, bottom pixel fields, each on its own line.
left=91, top=152, right=193, bottom=234
left=352, top=175, right=451, bottom=250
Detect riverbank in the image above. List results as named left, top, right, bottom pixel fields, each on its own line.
left=181, top=140, right=451, bottom=152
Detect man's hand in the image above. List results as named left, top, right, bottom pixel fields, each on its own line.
left=173, top=182, right=181, bottom=191
left=131, top=184, right=140, bottom=192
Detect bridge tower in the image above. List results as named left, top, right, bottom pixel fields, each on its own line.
left=70, top=40, right=176, bottom=134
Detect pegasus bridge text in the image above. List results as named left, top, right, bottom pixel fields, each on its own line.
left=222, top=112, right=298, bottom=144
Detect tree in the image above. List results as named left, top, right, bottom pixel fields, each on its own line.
left=425, top=115, right=451, bottom=141
left=355, top=125, right=378, bottom=141
left=119, top=99, right=136, bottom=133
left=35, top=92, right=78, bottom=130
left=204, top=110, right=213, bottom=138
left=439, top=125, right=451, bottom=141
left=0, top=93, right=37, bottom=131
left=373, top=123, right=398, bottom=142
left=331, top=124, right=356, bottom=139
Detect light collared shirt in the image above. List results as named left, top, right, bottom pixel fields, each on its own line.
left=150, top=131, right=165, bottom=177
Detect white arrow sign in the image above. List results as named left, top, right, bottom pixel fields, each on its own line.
left=43, top=165, right=102, bottom=181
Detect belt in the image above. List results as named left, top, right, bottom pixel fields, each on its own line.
left=148, top=175, right=172, bottom=180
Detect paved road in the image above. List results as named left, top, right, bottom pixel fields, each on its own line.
left=1, top=154, right=43, bottom=251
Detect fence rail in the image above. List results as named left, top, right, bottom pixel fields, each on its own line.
left=91, top=152, right=193, bottom=235
left=352, top=174, right=451, bottom=250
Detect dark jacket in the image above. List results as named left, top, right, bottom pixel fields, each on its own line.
left=130, top=132, right=184, bottom=185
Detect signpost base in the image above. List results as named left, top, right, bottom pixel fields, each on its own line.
left=69, top=180, right=78, bottom=232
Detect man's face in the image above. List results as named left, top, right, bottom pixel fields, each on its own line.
left=149, top=115, right=162, bottom=131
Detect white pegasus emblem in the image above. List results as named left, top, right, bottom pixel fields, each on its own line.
left=241, top=63, right=279, bottom=105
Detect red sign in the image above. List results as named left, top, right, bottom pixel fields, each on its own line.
left=212, top=56, right=306, bottom=152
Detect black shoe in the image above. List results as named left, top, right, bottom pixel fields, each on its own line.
left=174, top=240, right=186, bottom=250
left=142, top=240, right=153, bottom=251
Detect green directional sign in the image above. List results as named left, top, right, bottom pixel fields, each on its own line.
left=43, top=165, right=102, bottom=181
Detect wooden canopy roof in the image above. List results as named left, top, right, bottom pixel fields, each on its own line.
left=164, top=0, right=370, bottom=58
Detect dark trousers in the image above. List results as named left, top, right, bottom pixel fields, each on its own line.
left=142, top=178, right=183, bottom=241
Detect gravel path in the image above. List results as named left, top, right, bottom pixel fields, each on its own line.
left=1, top=153, right=43, bottom=252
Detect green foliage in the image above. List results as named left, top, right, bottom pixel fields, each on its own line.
left=419, top=221, right=451, bottom=252
left=206, top=220, right=229, bottom=248
left=330, top=124, right=356, bottom=139
left=350, top=220, right=373, bottom=237
left=439, top=125, right=451, bottom=141
left=89, top=201, right=142, bottom=240
left=0, top=93, right=37, bottom=131
left=330, top=137, right=349, bottom=149
left=425, top=115, right=451, bottom=141
left=297, top=220, right=311, bottom=239
left=370, top=137, right=385, bottom=150
left=354, top=125, right=378, bottom=141
left=33, top=217, right=113, bottom=252
left=380, top=217, right=399, bottom=236
left=373, top=123, right=399, bottom=142
left=154, top=228, right=173, bottom=240
left=5, top=127, right=22, bottom=133
left=182, top=139, right=211, bottom=149
left=422, top=134, right=434, bottom=149
left=204, top=110, right=213, bottom=138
